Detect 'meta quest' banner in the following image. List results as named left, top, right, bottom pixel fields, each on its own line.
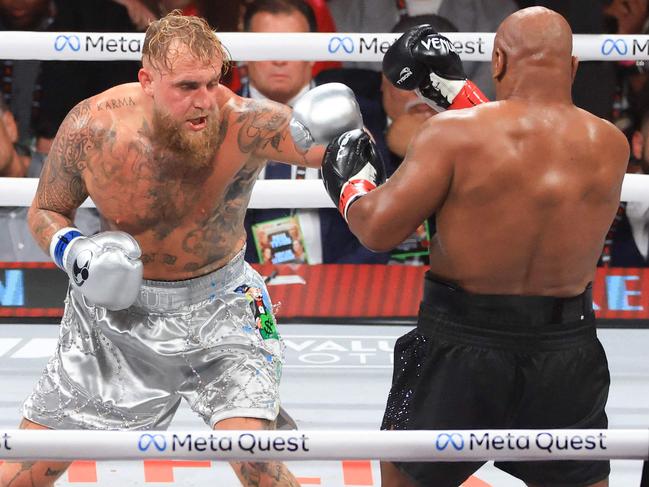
left=0, top=263, right=647, bottom=323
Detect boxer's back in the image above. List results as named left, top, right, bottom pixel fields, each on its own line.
left=429, top=100, right=629, bottom=296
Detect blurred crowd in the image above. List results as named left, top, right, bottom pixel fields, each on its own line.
left=0, top=0, right=647, bottom=267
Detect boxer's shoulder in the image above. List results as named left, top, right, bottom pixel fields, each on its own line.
left=51, top=84, right=149, bottom=175
left=415, top=103, right=490, bottom=146
left=573, top=106, right=629, bottom=159
left=91, top=82, right=142, bottom=116
left=60, top=83, right=144, bottom=138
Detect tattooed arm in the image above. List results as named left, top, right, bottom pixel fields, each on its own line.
left=233, top=98, right=324, bottom=168
left=27, top=100, right=94, bottom=252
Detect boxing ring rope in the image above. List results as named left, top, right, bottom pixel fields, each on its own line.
left=0, top=30, right=645, bottom=208
left=0, top=175, right=648, bottom=208
left=0, top=32, right=648, bottom=62
left=0, top=429, right=645, bottom=461
left=0, top=30, right=648, bottom=473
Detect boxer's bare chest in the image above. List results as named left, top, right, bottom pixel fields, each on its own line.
left=82, top=122, right=262, bottom=275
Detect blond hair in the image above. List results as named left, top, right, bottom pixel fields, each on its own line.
left=142, top=11, right=230, bottom=75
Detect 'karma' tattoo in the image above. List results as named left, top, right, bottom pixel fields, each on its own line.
left=97, top=97, right=136, bottom=111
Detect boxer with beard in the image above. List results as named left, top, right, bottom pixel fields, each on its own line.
left=0, top=11, right=347, bottom=487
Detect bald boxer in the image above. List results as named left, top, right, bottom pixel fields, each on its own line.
left=320, top=7, right=629, bottom=487
left=0, top=11, right=371, bottom=487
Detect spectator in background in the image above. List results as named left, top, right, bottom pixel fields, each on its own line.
left=241, top=0, right=390, bottom=265
left=303, top=0, right=339, bottom=75
left=0, top=98, right=99, bottom=261
left=0, top=97, right=30, bottom=177
left=195, top=0, right=242, bottom=30
left=603, top=0, right=649, bottom=135
left=0, top=0, right=53, bottom=148
left=234, top=0, right=338, bottom=92
left=112, top=0, right=157, bottom=30
left=326, top=0, right=517, bottom=100
left=602, top=108, right=649, bottom=267
left=34, top=0, right=151, bottom=154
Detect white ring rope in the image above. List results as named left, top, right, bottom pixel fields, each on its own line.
left=0, top=178, right=331, bottom=209
left=0, top=429, right=645, bottom=461
left=1, top=32, right=648, bottom=62
left=0, top=175, right=648, bottom=209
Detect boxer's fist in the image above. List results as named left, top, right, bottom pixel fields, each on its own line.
left=290, top=83, right=363, bottom=151
left=322, top=129, right=386, bottom=221
left=383, top=25, right=488, bottom=111
left=50, top=228, right=143, bottom=310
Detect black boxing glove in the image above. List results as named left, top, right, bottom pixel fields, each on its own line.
left=383, top=24, right=488, bottom=111
left=322, top=129, right=386, bottom=222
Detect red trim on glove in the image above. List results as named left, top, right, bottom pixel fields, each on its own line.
left=449, top=80, right=489, bottom=110
left=339, top=179, right=377, bottom=220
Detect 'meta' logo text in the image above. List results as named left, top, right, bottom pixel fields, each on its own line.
left=54, top=35, right=142, bottom=54
left=469, top=432, right=607, bottom=453
left=601, top=37, right=649, bottom=58
left=139, top=433, right=310, bottom=455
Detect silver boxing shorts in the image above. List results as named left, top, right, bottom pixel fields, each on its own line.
left=23, top=249, right=283, bottom=430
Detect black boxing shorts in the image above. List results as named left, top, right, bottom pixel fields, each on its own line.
left=381, top=272, right=610, bottom=487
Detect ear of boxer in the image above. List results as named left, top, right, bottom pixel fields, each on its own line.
left=383, top=24, right=488, bottom=111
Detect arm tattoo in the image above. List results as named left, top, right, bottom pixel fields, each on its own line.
left=45, top=467, right=63, bottom=477
left=236, top=100, right=290, bottom=154
left=31, top=99, right=109, bottom=247
left=235, top=461, right=300, bottom=487
left=37, top=100, right=94, bottom=212
left=4, top=461, right=35, bottom=486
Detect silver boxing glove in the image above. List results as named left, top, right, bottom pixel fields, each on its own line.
left=50, top=227, right=143, bottom=311
left=289, top=82, right=363, bottom=151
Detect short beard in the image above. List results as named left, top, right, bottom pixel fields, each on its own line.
left=151, top=106, right=219, bottom=172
